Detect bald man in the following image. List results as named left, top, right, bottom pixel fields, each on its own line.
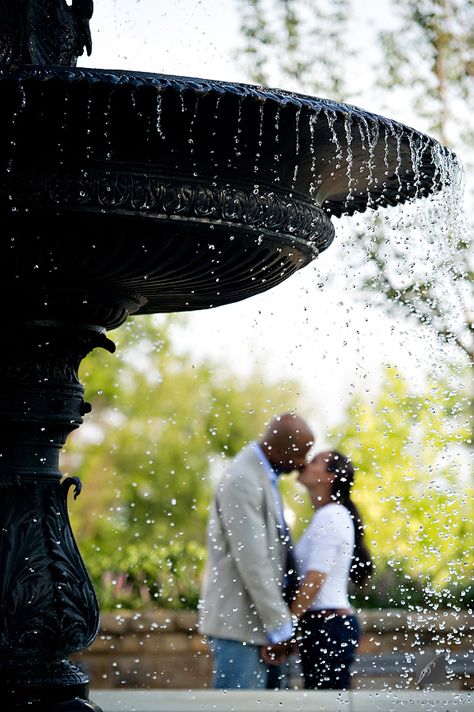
left=198, top=413, right=314, bottom=689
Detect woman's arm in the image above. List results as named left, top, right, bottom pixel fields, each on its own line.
left=261, top=570, right=326, bottom=665
left=290, top=569, right=327, bottom=618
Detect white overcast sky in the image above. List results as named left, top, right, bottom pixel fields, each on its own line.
left=80, top=0, right=463, bottom=431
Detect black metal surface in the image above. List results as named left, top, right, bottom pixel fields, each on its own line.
left=0, top=0, right=93, bottom=66
left=0, top=322, right=108, bottom=709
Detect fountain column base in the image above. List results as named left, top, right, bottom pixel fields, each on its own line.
left=1, top=659, right=100, bottom=710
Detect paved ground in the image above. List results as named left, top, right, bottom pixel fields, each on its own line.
left=92, top=689, right=473, bottom=711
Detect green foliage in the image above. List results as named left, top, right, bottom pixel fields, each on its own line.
left=379, top=0, right=474, bottom=146
left=349, top=568, right=474, bottom=610
left=66, top=314, right=300, bottom=610
left=329, top=366, right=473, bottom=596
left=278, top=366, right=473, bottom=608
left=82, top=539, right=206, bottom=611
left=374, top=0, right=473, bottom=369
left=236, top=0, right=352, bottom=98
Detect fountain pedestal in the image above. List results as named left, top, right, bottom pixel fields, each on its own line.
left=0, top=322, right=113, bottom=709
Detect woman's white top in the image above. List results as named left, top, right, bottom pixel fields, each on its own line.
left=294, top=502, right=355, bottom=610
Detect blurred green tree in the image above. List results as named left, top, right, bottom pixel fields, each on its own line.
left=236, top=0, right=352, bottom=97
left=280, top=365, right=472, bottom=607
left=336, top=367, right=472, bottom=588
left=365, top=0, right=473, bottom=366
left=65, top=314, right=302, bottom=609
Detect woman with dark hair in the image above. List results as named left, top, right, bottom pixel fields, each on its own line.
left=291, top=450, right=372, bottom=689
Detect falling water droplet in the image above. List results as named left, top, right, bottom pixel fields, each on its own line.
left=230, top=97, right=243, bottom=167
left=188, top=95, right=200, bottom=173
left=253, top=99, right=266, bottom=175
left=273, top=104, right=282, bottom=183
left=343, top=113, right=354, bottom=210
left=291, top=105, right=302, bottom=187
left=308, top=108, right=321, bottom=198
left=156, top=91, right=165, bottom=139
left=389, top=122, right=404, bottom=197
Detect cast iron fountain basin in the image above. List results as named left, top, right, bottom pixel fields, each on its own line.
left=0, top=65, right=452, bottom=328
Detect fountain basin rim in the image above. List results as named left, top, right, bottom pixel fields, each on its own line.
left=0, top=65, right=459, bottom=220
left=1, top=63, right=457, bottom=165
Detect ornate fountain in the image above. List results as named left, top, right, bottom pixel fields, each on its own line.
left=0, top=1, right=456, bottom=710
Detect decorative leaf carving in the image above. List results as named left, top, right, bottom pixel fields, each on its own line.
left=0, top=480, right=99, bottom=659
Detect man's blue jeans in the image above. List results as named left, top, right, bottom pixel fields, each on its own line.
left=208, top=636, right=269, bottom=689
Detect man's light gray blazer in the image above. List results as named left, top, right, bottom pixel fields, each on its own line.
left=198, top=443, right=292, bottom=645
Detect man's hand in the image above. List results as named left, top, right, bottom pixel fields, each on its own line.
left=260, top=640, right=292, bottom=665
